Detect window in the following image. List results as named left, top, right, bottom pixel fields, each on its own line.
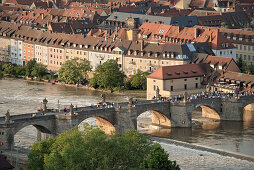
left=196, top=83, right=198, bottom=88
left=184, top=84, right=187, bottom=90
left=171, top=86, right=173, bottom=91
left=154, top=85, right=156, bottom=91
left=184, top=79, right=187, bottom=81
left=195, top=78, right=198, bottom=80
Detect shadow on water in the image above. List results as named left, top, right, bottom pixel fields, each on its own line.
left=139, top=110, right=254, bottom=157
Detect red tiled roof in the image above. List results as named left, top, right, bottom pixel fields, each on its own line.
left=147, top=63, right=212, bottom=80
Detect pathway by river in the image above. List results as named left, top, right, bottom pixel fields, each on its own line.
left=0, top=79, right=254, bottom=159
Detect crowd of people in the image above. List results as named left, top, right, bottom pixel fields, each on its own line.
left=155, top=91, right=254, bottom=103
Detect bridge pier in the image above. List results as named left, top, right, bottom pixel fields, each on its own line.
left=114, top=107, right=137, bottom=134
left=171, top=103, right=192, bottom=128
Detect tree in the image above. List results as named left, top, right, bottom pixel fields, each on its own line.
left=26, top=59, right=37, bottom=77
left=140, top=143, right=180, bottom=170
left=248, top=64, right=254, bottom=75
left=236, top=57, right=248, bottom=73
left=27, top=126, right=179, bottom=170
left=27, top=138, right=56, bottom=170
left=130, top=70, right=149, bottom=90
left=31, top=63, right=47, bottom=78
left=15, top=66, right=26, bottom=76
left=90, top=59, right=125, bottom=91
left=58, top=58, right=91, bottom=84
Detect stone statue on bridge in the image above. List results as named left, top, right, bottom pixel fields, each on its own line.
left=183, top=92, right=188, bottom=103
left=42, top=98, right=48, bottom=114
left=101, top=93, right=106, bottom=103
left=5, top=110, right=10, bottom=123
left=128, top=96, right=133, bottom=108
left=69, top=104, right=74, bottom=116
left=156, top=86, right=160, bottom=99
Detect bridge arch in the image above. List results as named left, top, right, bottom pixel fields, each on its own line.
left=11, top=123, right=54, bottom=149
left=243, top=103, right=254, bottom=122
left=191, top=105, right=220, bottom=120
left=137, top=110, right=171, bottom=130
left=77, top=116, right=115, bottom=136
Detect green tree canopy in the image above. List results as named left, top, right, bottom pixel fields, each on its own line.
left=27, top=126, right=179, bottom=170
left=89, top=59, right=125, bottom=91
left=58, top=58, right=91, bottom=84
left=140, top=143, right=180, bottom=170
left=130, top=70, right=149, bottom=90
left=236, top=57, right=248, bottom=73
left=248, top=64, right=254, bottom=75
left=31, top=63, right=47, bottom=78
left=26, top=59, right=37, bottom=77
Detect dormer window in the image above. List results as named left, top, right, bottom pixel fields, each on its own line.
left=73, top=44, right=76, bottom=47
left=163, top=53, right=166, bottom=58
left=80, top=44, right=82, bottom=48
left=171, top=53, right=174, bottom=58
left=134, top=50, right=138, bottom=56
left=128, top=50, right=131, bottom=55
left=155, top=52, right=159, bottom=58
left=141, top=51, right=144, bottom=56
left=148, top=52, right=151, bottom=57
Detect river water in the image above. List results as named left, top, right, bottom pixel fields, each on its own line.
left=0, top=79, right=254, bottom=158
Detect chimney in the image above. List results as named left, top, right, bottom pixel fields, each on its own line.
left=40, top=13, right=44, bottom=20
left=194, top=28, right=199, bottom=38
left=141, top=40, right=144, bottom=51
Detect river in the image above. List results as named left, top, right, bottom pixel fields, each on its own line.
left=0, top=79, right=254, bottom=158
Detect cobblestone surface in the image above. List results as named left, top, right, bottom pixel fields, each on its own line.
left=159, top=142, right=254, bottom=170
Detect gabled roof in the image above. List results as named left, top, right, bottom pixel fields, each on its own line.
left=147, top=63, right=212, bottom=80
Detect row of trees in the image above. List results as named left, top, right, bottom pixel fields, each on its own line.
left=0, top=59, right=49, bottom=79
left=59, top=59, right=149, bottom=91
left=1, top=59, right=148, bottom=91
left=27, top=126, right=180, bottom=170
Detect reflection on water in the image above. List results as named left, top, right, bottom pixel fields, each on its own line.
left=140, top=118, right=254, bottom=157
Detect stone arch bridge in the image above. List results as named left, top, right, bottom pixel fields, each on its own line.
left=0, top=95, right=253, bottom=150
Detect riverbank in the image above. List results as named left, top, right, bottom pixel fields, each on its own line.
left=152, top=137, right=254, bottom=170
left=3, top=77, right=147, bottom=98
